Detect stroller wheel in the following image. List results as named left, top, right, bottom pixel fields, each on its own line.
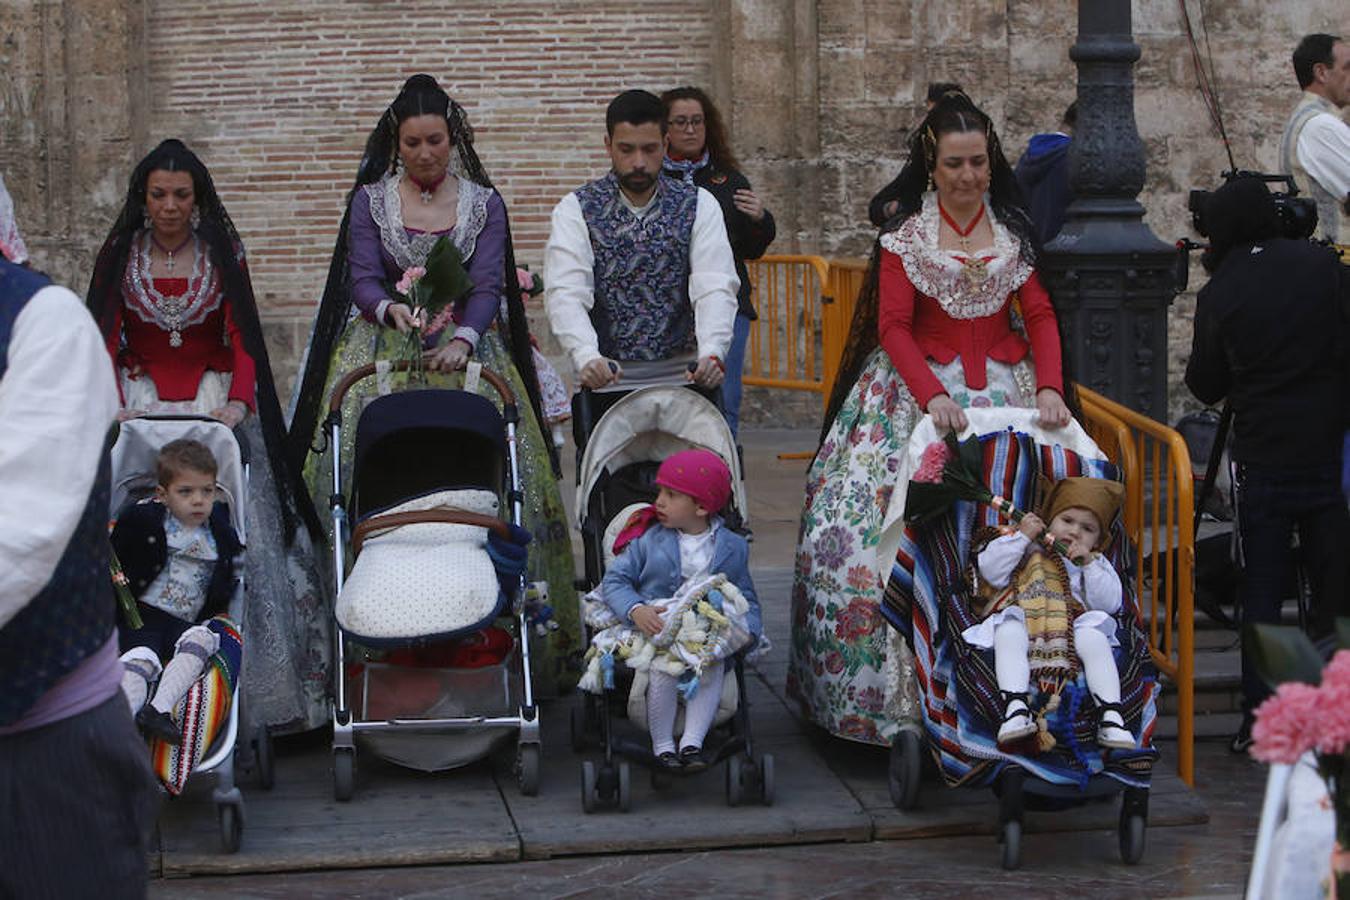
left=517, top=743, right=541, bottom=797
left=1119, top=811, right=1146, bottom=865
left=333, top=748, right=355, bottom=802
left=617, top=760, right=632, bottom=813
left=254, top=725, right=275, bottom=791
left=888, top=730, right=922, bottom=810
left=725, top=754, right=745, bottom=807
left=218, top=802, right=242, bottom=854
left=999, top=819, right=1022, bottom=871
left=759, top=753, right=775, bottom=806
left=580, top=760, right=597, bottom=814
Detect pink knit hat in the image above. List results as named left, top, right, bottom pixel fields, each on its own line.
left=655, top=448, right=733, bottom=515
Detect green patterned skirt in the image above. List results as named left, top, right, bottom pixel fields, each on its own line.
left=302, top=317, right=581, bottom=694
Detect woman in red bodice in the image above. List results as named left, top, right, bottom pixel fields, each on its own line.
left=787, top=92, right=1072, bottom=744
left=86, top=139, right=331, bottom=734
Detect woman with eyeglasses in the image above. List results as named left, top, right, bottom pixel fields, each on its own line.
left=660, top=87, right=776, bottom=437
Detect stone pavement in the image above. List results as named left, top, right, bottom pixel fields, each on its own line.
left=148, top=429, right=1261, bottom=897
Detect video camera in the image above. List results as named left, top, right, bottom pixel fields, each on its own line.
left=1175, top=170, right=1320, bottom=291
left=1188, top=170, right=1319, bottom=241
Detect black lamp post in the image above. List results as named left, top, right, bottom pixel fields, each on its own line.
left=1040, top=0, right=1177, bottom=419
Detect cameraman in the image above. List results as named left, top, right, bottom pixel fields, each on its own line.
left=1185, top=176, right=1350, bottom=752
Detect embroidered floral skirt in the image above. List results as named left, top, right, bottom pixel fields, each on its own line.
left=121, top=371, right=333, bottom=733
left=786, top=348, right=1034, bottom=744
left=301, top=318, right=582, bottom=695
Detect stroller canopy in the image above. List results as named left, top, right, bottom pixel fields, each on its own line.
left=109, top=416, right=247, bottom=542
left=353, top=390, right=506, bottom=518
left=575, top=386, right=747, bottom=527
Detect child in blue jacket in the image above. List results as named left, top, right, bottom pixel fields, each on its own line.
left=601, top=449, right=760, bottom=770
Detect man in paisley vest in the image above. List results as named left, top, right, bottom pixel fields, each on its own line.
left=545, top=89, right=739, bottom=440
left=1279, top=33, right=1350, bottom=246
left=0, top=257, right=158, bottom=897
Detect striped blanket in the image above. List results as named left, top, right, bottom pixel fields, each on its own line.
left=882, top=430, right=1159, bottom=790
left=150, top=616, right=243, bottom=795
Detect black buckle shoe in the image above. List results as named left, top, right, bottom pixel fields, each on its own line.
left=678, top=745, right=708, bottom=772
left=136, top=706, right=182, bottom=746
left=657, top=751, right=681, bottom=770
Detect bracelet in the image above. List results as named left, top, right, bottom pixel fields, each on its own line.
left=708, top=355, right=725, bottom=373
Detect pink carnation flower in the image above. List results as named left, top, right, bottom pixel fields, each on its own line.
left=1250, top=680, right=1322, bottom=764
left=1313, top=650, right=1350, bottom=755
left=395, top=265, right=426, bottom=296
left=913, top=441, right=950, bottom=483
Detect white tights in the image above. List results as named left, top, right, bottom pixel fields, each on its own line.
left=992, top=618, right=1121, bottom=705
left=119, top=625, right=220, bottom=717
left=646, top=664, right=726, bottom=756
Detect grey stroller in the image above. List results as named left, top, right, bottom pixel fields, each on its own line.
left=109, top=414, right=273, bottom=853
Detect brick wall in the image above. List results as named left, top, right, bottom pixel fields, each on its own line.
left=143, top=0, right=714, bottom=390
left=5, top=0, right=1346, bottom=424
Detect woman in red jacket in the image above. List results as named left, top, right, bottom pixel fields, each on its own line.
left=787, top=92, right=1072, bottom=746
left=86, top=140, right=331, bottom=735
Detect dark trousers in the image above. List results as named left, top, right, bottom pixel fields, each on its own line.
left=0, top=694, right=160, bottom=899
left=1236, top=461, right=1350, bottom=712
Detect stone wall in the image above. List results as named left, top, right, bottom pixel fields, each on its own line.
left=2, top=0, right=1345, bottom=425
left=729, top=0, right=1348, bottom=425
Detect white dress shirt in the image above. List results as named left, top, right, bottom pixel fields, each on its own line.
left=544, top=181, right=740, bottom=377
left=0, top=285, right=119, bottom=628
left=1297, top=109, right=1350, bottom=204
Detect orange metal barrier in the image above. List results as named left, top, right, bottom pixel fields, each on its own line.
left=743, top=255, right=869, bottom=411
left=1079, top=386, right=1195, bottom=786
left=742, top=255, right=832, bottom=402
left=823, top=258, right=869, bottom=403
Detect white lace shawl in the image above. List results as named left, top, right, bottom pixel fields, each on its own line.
left=878, top=192, right=1034, bottom=320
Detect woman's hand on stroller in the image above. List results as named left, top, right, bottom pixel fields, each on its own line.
left=926, top=394, right=968, bottom=434
left=426, top=338, right=472, bottom=373
left=209, top=400, right=248, bottom=429
left=629, top=603, right=663, bottom=637
left=1035, top=388, right=1071, bottom=429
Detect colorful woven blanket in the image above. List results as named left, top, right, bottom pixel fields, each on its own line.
left=150, top=616, right=242, bottom=795
left=882, top=429, right=1159, bottom=790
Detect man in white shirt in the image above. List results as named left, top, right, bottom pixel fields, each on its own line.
left=545, top=90, right=739, bottom=441
left=0, top=257, right=158, bottom=896
left=1278, top=33, right=1350, bottom=245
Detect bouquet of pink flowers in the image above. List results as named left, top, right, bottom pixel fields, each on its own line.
left=905, top=430, right=1083, bottom=563
left=1249, top=623, right=1350, bottom=895
left=391, top=236, right=472, bottom=379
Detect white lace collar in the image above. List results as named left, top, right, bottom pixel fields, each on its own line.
left=364, top=173, right=492, bottom=271
left=878, top=192, right=1034, bottom=320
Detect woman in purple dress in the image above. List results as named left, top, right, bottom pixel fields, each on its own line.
left=289, top=75, right=580, bottom=691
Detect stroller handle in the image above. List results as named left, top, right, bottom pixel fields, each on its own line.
left=327, top=359, right=516, bottom=413
left=350, top=507, right=514, bottom=558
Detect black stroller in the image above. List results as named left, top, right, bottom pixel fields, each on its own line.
left=324, top=361, right=541, bottom=800
left=569, top=385, right=773, bottom=812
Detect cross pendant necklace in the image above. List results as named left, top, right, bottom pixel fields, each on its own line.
left=151, top=233, right=194, bottom=273
left=938, top=200, right=985, bottom=254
